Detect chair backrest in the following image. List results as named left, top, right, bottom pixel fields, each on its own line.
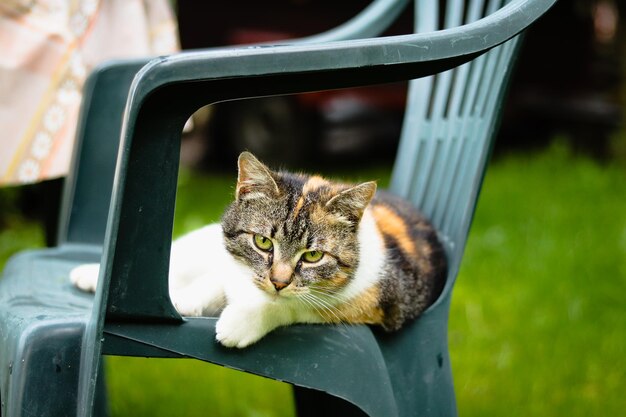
left=378, top=2, right=525, bottom=414
left=57, top=60, right=149, bottom=246
left=391, top=0, right=522, bottom=292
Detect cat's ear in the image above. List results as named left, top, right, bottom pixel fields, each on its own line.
left=325, top=181, right=377, bottom=225
left=236, top=152, right=280, bottom=201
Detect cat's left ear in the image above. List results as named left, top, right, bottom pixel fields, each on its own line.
left=236, top=152, right=280, bottom=201
left=325, top=181, right=377, bottom=225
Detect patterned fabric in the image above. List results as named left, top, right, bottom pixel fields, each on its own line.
left=0, top=0, right=179, bottom=186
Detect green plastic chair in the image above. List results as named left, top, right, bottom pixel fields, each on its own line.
left=0, top=1, right=556, bottom=416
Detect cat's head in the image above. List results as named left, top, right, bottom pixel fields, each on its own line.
left=221, top=152, right=376, bottom=299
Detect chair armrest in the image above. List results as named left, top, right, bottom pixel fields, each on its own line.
left=96, top=0, right=557, bottom=322
left=57, top=60, right=150, bottom=246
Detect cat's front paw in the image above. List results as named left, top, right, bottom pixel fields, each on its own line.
left=215, top=304, right=270, bottom=348
left=70, top=263, right=100, bottom=293
left=171, top=291, right=206, bottom=317
left=170, top=277, right=226, bottom=317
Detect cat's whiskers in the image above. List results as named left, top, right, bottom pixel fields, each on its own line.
left=312, top=293, right=346, bottom=317
left=309, top=286, right=346, bottom=301
left=309, top=287, right=368, bottom=317
left=299, top=295, right=329, bottom=321
left=309, top=287, right=352, bottom=307
left=302, top=292, right=347, bottom=326
left=299, top=293, right=337, bottom=323
left=297, top=293, right=330, bottom=322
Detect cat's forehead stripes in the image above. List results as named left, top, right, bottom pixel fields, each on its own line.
left=286, top=173, right=341, bottom=220
left=302, top=175, right=330, bottom=195
left=292, top=196, right=305, bottom=219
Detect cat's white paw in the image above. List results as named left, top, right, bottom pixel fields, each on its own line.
left=170, top=276, right=226, bottom=317
left=171, top=291, right=206, bottom=317
left=215, top=304, right=270, bottom=348
left=70, top=263, right=100, bottom=293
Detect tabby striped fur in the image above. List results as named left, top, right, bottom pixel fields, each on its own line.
left=221, top=152, right=446, bottom=333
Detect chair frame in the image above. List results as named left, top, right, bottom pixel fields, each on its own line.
left=0, top=1, right=557, bottom=416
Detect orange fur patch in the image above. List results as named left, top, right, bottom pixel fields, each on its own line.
left=292, top=196, right=305, bottom=218
left=326, top=273, right=348, bottom=288
left=335, top=285, right=384, bottom=324
left=309, top=205, right=330, bottom=224
left=302, top=175, right=329, bottom=195
left=371, top=205, right=417, bottom=257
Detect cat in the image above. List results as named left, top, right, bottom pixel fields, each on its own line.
left=71, top=151, right=447, bottom=348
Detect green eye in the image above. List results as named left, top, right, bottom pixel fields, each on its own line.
left=302, top=250, right=324, bottom=263
left=253, top=234, right=273, bottom=251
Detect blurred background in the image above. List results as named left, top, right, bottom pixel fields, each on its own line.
left=1, top=0, right=625, bottom=416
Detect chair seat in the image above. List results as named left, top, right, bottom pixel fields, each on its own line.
left=0, top=246, right=99, bottom=417
left=0, top=246, right=99, bottom=319
left=0, top=247, right=398, bottom=417
left=104, top=305, right=399, bottom=417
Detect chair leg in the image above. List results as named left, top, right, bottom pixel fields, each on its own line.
left=2, top=321, right=85, bottom=417
left=93, top=360, right=110, bottom=417
left=293, top=386, right=369, bottom=417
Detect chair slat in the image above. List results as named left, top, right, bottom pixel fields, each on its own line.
left=444, top=0, right=465, bottom=29
left=466, top=0, right=487, bottom=23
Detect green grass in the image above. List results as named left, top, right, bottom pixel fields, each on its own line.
left=105, top=357, right=294, bottom=417
left=450, top=142, right=626, bottom=417
left=0, top=187, right=45, bottom=261
left=1, top=142, right=624, bottom=416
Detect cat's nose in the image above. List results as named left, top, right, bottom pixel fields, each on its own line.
left=271, top=263, right=293, bottom=291
left=271, top=278, right=290, bottom=291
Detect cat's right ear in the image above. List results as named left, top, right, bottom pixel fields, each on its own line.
left=325, top=181, right=377, bottom=226
left=236, top=152, right=280, bottom=201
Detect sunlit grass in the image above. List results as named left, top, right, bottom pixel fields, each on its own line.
left=450, top=142, right=626, bottom=417
left=105, top=357, right=294, bottom=417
